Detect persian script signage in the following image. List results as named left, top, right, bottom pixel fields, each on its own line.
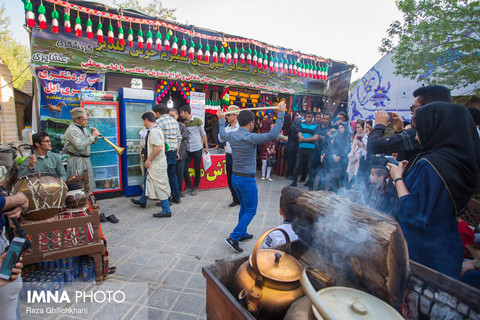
left=31, top=28, right=311, bottom=94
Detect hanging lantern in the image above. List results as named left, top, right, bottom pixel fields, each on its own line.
left=107, top=23, right=114, bottom=44
left=118, top=23, right=125, bottom=46
left=219, top=46, right=225, bottom=63
left=264, top=54, right=270, bottom=70
left=137, top=29, right=144, bottom=49
left=226, top=47, right=232, bottom=64
left=188, top=40, right=195, bottom=59
left=233, top=47, right=239, bottom=64
left=179, top=38, right=186, bottom=56
left=25, top=0, right=35, bottom=28
left=146, top=29, right=153, bottom=49
left=197, top=42, right=203, bottom=61
left=51, top=8, right=59, bottom=34
left=212, top=44, right=219, bottom=62
left=288, top=59, right=294, bottom=75
left=164, top=31, right=171, bottom=51
left=204, top=43, right=211, bottom=62
left=269, top=54, right=274, bottom=72
left=127, top=26, right=134, bottom=47
left=274, top=57, right=279, bottom=73
left=257, top=52, right=263, bottom=69
left=74, top=15, right=82, bottom=37
left=279, top=58, right=284, bottom=73
left=240, top=47, right=245, bottom=64
left=247, top=48, right=252, bottom=64
left=64, top=10, right=71, bottom=33
left=38, top=2, right=47, bottom=30
left=155, top=30, right=162, bottom=50
left=96, top=20, right=103, bottom=43
left=252, top=49, right=258, bottom=66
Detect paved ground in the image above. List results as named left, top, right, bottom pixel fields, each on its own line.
left=20, top=175, right=298, bottom=320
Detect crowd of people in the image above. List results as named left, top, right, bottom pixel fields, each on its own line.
left=2, top=85, right=480, bottom=318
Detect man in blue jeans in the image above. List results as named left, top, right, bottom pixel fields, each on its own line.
left=218, top=101, right=286, bottom=253
left=153, top=103, right=182, bottom=204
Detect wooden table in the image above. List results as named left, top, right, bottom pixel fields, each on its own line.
left=18, top=204, right=105, bottom=283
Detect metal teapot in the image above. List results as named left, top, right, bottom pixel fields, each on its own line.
left=233, top=228, right=304, bottom=319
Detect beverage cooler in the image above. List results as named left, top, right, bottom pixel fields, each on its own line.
left=80, top=92, right=123, bottom=198
left=117, top=88, right=155, bottom=197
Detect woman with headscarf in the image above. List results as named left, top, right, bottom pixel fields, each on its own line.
left=389, top=102, right=480, bottom=279
left=259, top=117, right=276, bottom=181
left=64, top=107, right=100, bottom=191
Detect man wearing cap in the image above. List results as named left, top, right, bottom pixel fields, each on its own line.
left=218, top=106, right=240, bottom=207
left=217, top=102, right=286, bottom=253
left=64, top=107, right=100, bottom=191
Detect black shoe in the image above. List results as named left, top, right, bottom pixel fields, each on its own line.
left=172, top=198, right=181, bottom=204
left=155, top=202, right=162, bottom=207
left=99, top=212, right=107, bottom=222
left=299, top=178, right=306, bottom=183
left=290, top=182, right=297, bottom=187
left=228, top=201, right=239, bottom=207
left=238, top=234, right=253, bottom=243
left=131, top=198, right=146, bottom=208
left=190, top=187, right=198, bottom=196
left=106, top=214, right=119, bottom=223
left=153, top=211, right=172, bottom=218
left=180, top=192, right=185, bottom=198
left=303, top=181, right=311, bottom=187
left=225, top=237, right=243, bottom=253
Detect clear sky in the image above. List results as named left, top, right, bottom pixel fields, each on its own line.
left=6, top=0, right=404, bottom=81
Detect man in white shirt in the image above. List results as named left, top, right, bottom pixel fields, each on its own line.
left=218, top=106, right=240, bottom=207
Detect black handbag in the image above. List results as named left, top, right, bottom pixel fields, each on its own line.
left=267, top=157, right=277, bottom=167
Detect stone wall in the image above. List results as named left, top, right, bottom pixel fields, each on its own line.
left=403, top=262, right=480, bottom=320
left=0, top=61, right=20, bottom=144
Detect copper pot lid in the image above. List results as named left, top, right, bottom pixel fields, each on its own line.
left=312, top=287, right=403, bottom=320
left=249, top=249, right=302, bottom=282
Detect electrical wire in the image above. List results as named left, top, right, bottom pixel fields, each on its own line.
left=0, top=64, right=30, bottom=89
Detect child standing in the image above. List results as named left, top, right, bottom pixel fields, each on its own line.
left=263, top=186, right=303, bottom=248
left=365, top=165, right=396, bottom=214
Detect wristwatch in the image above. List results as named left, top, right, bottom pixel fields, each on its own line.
left=393, top=177, right=403, bottom=185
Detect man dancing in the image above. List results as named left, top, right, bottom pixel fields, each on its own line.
left=218, top=102, right=286, bottom=253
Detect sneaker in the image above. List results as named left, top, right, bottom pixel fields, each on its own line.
left=225, top=237, right=243, bottom=253
left=238, top=234, right=253, bottom=243
left=153, top=211, right=171, bottom=218
left=190, top=187, right=198, bottom=195
left=266, top=177, right=273, bottom=182
left=228, top=201, right=240, bottom=207
left=261, top=176, right=265, bottom=181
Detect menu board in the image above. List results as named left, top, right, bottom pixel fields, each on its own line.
left=190, top=92, right=206, bottom=124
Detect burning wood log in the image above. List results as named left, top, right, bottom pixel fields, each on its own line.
left=294, top=191, right=409, bottom=309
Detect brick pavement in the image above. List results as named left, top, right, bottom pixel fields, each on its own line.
left=20, top=175, right=300, bottom=320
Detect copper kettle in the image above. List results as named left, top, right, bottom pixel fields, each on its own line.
left=233, top=228, right=304, bottom=319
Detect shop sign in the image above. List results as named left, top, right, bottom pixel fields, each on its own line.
left=31, top=28, right=307, bottom=94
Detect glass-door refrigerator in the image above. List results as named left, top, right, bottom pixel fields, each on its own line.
left=118, top=88, right=155, bottom=196
left=80, top=92, right=123, bottom=198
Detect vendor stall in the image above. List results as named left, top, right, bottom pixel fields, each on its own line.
left=24, top=0, right=354, bottom=197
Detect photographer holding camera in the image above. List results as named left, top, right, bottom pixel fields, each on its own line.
left=368, top=85, right=451, bottom=162
left=0, top=191, right=28, bottom=320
